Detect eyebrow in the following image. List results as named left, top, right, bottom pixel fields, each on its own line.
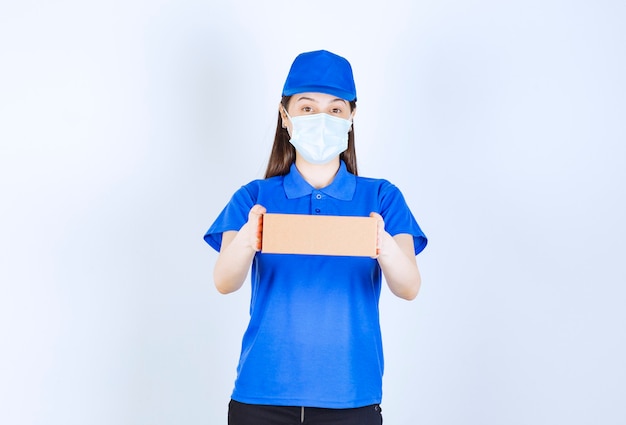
left=295, top=96, right=347, bottom=104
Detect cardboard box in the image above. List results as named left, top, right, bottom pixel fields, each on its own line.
left=261, top=213, right=378, bottom=257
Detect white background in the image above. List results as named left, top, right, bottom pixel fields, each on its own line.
left=1, top=1, right=625, bottom=424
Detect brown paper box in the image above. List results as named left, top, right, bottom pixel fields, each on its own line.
left=261, top=213, right=378, bottom=257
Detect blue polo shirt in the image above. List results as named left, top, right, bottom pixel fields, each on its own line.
left=204, top=161, right=427, bottom=408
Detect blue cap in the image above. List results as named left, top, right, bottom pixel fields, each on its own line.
left=282, top=50, right=357, bottom=101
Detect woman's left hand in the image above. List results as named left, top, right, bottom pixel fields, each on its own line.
left=369, top=211, right=421, bottom=300
left=370, top=212, right=392, bottom=258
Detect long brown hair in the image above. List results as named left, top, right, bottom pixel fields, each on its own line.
left=264, top=96, right=358, bottom=178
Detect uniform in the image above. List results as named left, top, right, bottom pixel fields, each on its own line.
left=204, top=161, right=427, bottom=408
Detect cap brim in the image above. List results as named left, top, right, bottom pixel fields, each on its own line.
left=282, top=85, right=356, bottom=102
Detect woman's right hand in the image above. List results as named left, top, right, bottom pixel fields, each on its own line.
left=214, top=204, right=266, bottom=294
left=242, top=204, right=266, bottom=251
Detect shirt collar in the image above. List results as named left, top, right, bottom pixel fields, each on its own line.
left=284, top=161, right=356, bottom=201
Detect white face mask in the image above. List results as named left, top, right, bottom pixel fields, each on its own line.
left=285, top=111, right=353, bottom=165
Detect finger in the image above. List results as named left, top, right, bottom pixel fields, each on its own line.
left=370, top=212, right=384, bottom=257
left=370, top=212, right=384, bottom=230
left=249, top=205, right=263, bottom=220
left=253, top=204, right=267, bottom=215
left=256, top=214, right=264, bottom=251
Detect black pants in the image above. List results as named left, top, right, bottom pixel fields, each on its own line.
left=228, top=400, right=383, bottom=425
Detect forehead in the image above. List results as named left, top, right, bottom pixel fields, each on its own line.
left=290, top=92, right=348, bottom=105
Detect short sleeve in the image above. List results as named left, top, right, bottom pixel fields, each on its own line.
left=378, top=182, right=428, bottom=255
left=203, top=184, right=258, bottom=252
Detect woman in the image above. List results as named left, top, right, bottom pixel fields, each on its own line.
left=204, top=50, right=427, bottom=425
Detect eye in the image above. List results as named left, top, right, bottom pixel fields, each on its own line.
left=331, top=107, right=343, bottom=114
left=301, top=106, right=314, bottom=113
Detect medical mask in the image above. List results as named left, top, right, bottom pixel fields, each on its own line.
left=285, top=111, right=353, bottom=165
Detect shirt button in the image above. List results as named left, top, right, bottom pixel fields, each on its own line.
left=315, top=208, right=321, bottom=214
left=315, top=194, right=322, bottom=200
